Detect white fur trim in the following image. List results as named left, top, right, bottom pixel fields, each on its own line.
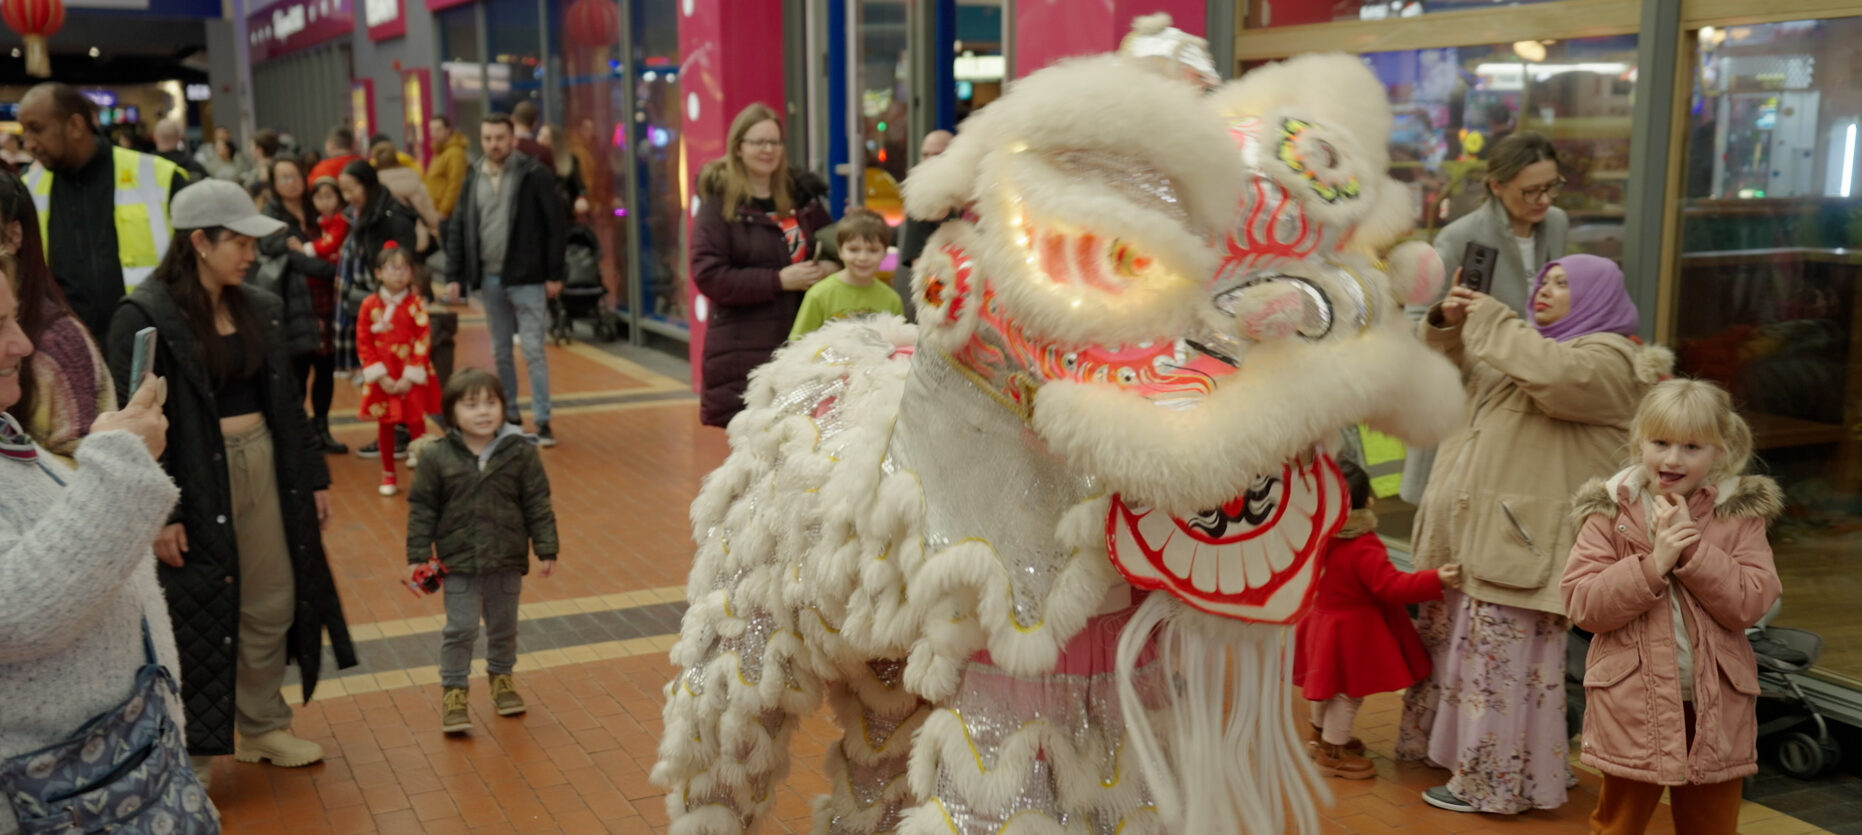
left=360, top=362, right=390, bottom=384
left=904, top=55, right=1244, bottom=239
left=401, top=365, right=428, bottom=386
left=1031, top=317, right=1465, bottom=516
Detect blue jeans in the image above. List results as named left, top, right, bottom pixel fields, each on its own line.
left=480, top=274, right=551, bottom=425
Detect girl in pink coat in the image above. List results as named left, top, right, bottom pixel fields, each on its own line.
left=1295, top=460, right=1462, bottom=780
left=1561, top=379, right=1782, bottom=835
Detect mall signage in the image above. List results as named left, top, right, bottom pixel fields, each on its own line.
left=364, top=0, right=403, bottom=41
left=248, top=0, right=353, bottom=63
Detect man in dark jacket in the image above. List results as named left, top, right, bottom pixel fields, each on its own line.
left=18, top=83, right=187, bottom=340
left=442, top=113, right=567, bottom=445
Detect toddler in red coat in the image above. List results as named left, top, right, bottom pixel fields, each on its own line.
left=1294, top=460, right=1462, bottom=779
left=356, top=242, right=440, bottom=495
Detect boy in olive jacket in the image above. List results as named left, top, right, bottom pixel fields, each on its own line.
left=406, top=368, right=558, bottom=733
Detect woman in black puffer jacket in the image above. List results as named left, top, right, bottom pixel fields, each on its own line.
left=257, top=156, right=346, bottom=453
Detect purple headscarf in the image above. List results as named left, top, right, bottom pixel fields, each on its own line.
left=1530, top=253, right=1640, bottom=342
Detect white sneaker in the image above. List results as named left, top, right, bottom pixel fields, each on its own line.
left=234, top=729, right=324, bottom=767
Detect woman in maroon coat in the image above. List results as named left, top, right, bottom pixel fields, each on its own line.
left=691, top=103, right=838, bottom=427
left=1295, top=461, right=1461, bottom=780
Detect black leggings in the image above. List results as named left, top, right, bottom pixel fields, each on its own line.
left=292, top=352, right=335, bottom=424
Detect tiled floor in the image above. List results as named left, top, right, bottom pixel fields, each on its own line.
left=200, top=308, right=1843, bottom=833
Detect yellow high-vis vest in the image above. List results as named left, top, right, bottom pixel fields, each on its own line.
left=24, top=146, right=181, bottom=288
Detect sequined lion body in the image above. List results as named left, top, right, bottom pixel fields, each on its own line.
left=654, top=48, right=1467, bottom=835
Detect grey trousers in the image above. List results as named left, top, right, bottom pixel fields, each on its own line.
left=225, top=422, right=296, bottom=738
left=439, top=571, right=523, bottom=689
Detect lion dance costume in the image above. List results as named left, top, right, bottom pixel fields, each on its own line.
left=655, top=16, right=1469, bottom=834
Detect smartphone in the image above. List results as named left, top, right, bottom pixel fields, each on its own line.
left=810, top=240, right=825, bottom=263
left=1459, top=242, right=1498, bottom=295
left=127, top=326, right=158, bottom=397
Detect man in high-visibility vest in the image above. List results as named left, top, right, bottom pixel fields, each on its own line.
left=18, top=82, right=187, bottom=340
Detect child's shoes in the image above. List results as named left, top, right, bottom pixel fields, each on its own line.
left=379, top=473, right=398, bottom=496
left=490, top=674, right=526, bottom=716
left=441, top=687, right=470, bottom=733
left=1311, top=741, right=1376, bottom=780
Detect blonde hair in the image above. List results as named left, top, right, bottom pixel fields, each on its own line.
left=1629, top=379, right=1754, bottom=482
left=703, top=103, right=792, bottom=220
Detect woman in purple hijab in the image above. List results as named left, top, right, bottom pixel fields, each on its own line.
left=1398, top=253, right=1675, bottom=816
left=1529, top=254, right=1641, bottom=342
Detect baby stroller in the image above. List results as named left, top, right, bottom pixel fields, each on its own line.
left=549, top=224, right=624, bottom=344
left=1749, top=602, right=1841, bottom=779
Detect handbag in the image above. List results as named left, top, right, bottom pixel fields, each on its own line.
left=0, top=618, right=219, bottom=834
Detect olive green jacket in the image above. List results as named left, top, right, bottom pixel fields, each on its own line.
left=406, top=427, right=558, bottom=573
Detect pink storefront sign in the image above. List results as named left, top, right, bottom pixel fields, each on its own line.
left=363, top=0, right=405, bottom=41
left=248, top=0, right=355, bottom=63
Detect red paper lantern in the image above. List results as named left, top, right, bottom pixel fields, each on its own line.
left=2, top=0, right=63, bottom=78
left=564, top=0, right=617, bottom=51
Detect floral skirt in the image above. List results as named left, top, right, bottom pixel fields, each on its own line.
left=1397, top=590, right=1571, bottom=814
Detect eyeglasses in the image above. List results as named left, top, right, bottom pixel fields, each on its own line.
left=1518, top=178, right=1566, bottom=203
left=741, top=139, right=783, bottom=150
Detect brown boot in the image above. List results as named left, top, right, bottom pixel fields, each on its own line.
left=1306, top=723, right=1365, bottom=754
left=1311, top=741, right=1376, bottom=780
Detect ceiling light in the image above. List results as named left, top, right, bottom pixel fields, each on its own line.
left=88, top=47, right=100, bottom=58
left=1513, top=40, right=1547, bottom=62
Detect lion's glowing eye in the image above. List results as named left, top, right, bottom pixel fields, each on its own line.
left=1117, top=367, right=1139, bottom=385
left=1062, top=353, right=1079, bottom=371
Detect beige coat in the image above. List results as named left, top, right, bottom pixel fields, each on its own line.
left=377, top=166, right=442, bottom=241
left=1410, top=298, right=1671, bottom=614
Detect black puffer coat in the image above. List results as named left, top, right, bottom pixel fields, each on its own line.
left=106, top=280, right=357, bottom=756
left=690, top=165, right=832, bottom=426
left=257, top=197, right=334, bottom=357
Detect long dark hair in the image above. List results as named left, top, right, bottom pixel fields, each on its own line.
left=152, top=227, right=264, bottom=387
left=0, top=170, right=74, bottom=424
left=342, top=158, right=387, bottom=223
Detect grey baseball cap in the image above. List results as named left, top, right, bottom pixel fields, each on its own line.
left=169, top=179, right=286, bottom=237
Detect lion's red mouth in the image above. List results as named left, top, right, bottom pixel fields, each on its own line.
left=1105, top=451, right=1347, bottom=623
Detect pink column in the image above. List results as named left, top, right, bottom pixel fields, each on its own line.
left=1013, top=0, right=1208, bottom=77
left=680, top=0, right=787, bottom=393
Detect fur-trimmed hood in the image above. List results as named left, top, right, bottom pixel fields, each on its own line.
left=1570, top=466, right=1784, bottom=529
left=1632, top=344, right=1676, bottom=385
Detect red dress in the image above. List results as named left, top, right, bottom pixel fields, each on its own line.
left=356, top=290, right=441, bottom=424
left=1292, top=533, right=1443, bottom=700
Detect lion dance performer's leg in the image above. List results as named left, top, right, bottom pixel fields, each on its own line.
left=654, top=590, right=820, bottom=834
left=814, top=659, right=931, bottom=834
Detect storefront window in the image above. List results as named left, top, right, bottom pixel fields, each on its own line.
left=630, top=1, right=684, bottom=328
left=1246, top=0, right=1566, bottom=28
left=487, top=0, right=545, bottom=116
left=1672, top=17, right=1862, bottom=684
left=857, top=1, right=909, bottom=225
left=547, top=0, right=623, bottom=307
left=438, top=6, right=484, bottom=132
left=1360, top=36, right=1637, bottom=261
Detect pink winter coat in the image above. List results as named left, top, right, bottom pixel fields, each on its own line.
left=1560, top=467, right=1783, bottom=786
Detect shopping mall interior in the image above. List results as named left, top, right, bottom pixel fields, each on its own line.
left=3, top=0, right=1862, bottom=832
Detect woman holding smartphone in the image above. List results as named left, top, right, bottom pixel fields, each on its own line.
left=105, top=180, right=356, bottom=791
left=690, top=103, right=838, bottom=427
left=1430, top=131, right=1570, bottom=314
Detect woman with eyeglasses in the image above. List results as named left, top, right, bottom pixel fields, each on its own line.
left=1432, top=131, right=1570, bottom=314
left=690, top=102, right=839, bottom=427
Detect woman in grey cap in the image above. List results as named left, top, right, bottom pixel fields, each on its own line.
left=104, top=179, right=357, bottom=791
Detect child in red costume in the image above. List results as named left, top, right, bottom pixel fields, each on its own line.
left=1294, top=460, right=1462, bottom=780
left=307, top=176, right=350, bottom=263
left=357, top=242, right=440, bottom=495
